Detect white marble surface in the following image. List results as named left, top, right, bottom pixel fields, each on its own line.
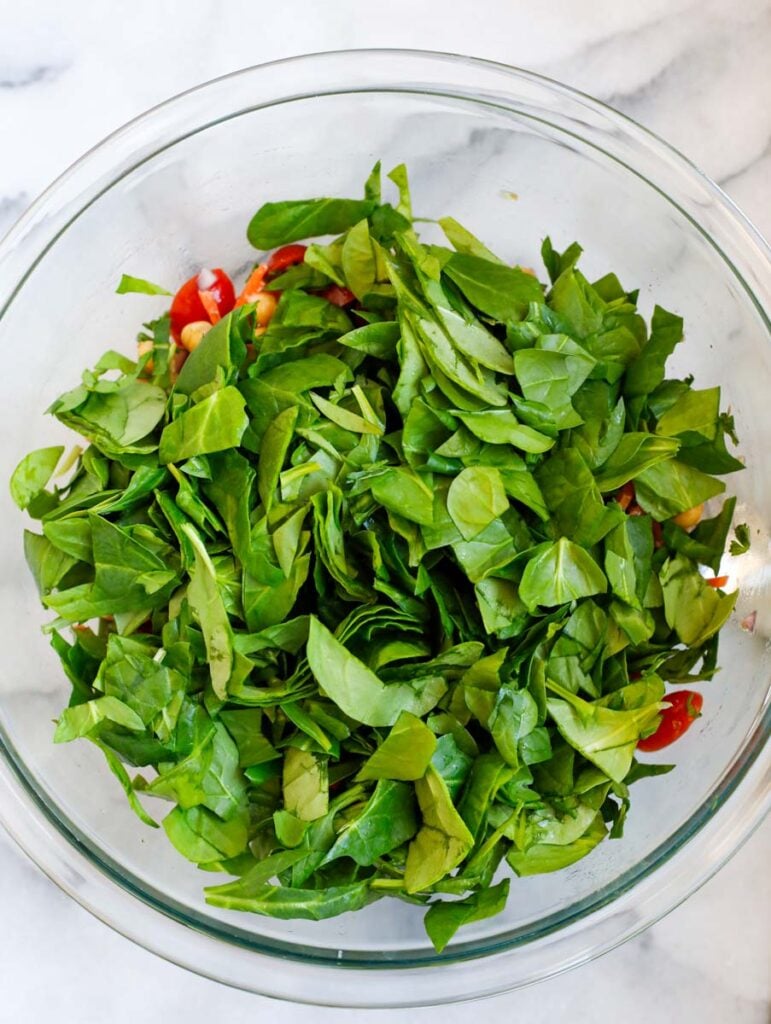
left=0, top=0, right=769, bottom=1020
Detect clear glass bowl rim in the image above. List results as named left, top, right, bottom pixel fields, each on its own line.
left=0, top=48, right=768, bottom=1007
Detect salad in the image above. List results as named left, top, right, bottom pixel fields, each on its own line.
left=10, top=164, right=748, bottom=952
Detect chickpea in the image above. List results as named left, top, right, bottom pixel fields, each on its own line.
left=255, top=291, right=278, bottom=327
left=137, top=339, right=154, bottom=374
left=180, top=320, right=212, bottom=352
left=673, top=503, right=704, bottom=531
left=520, top=266, right=537, bottom=277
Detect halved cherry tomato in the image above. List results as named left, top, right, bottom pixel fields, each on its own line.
left=615, top=482, right=635, bottom=511
left=323, top=284, right=356, bottom=307
left=169, top=268, right=235, bottom=340
left=707, top=575, right=729, bottom=589
left=637, top=690, right=703, bottom=752
left=267, top=243, right=307, bottom=275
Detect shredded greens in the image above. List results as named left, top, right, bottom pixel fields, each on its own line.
left=11, top=163, right=745, bottom=953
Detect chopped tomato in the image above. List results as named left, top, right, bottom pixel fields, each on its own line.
left=615, top=482, right=635, bottom=511
left=652, top=520, right=664, bottom=549
left=169, top=268, right=235, bottom=340
left=197, top=290, right=222, bottom=324
left=707, top=575, right=729, bottom=589
left=323, top=284, right=356, bottom=307
left=637, top=690, right=703, bottom=752
left=235, top=264, right=268, bottom=307
left=267, top=244, right=307, bottom=275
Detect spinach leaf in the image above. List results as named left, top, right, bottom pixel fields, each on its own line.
left=633, top=460, right=725, bottom=519
left=306, top=617, right=446, bottom=727
left=283, top=747, right=328, bottom=821
left=447, top=466, right=509, bottom=540
left=624, top=305, right=683, bottom=403
left=660, top=555, right=738, bottom=647
left=206, top=880, right=376, bottom=919
left=10, top=446, right=63, bottom=510
left=325, top=779, right=418, bottom=866
left=424, top=879, right=510, bottom=952
left=163, top=805, right=248, bottom=863
left=507, top=813, right=607, bottom=876
left=247, top=198, right=376, bottom=248
left=519, top=539, right=607, bottom=611
left=594, top=433, right=680, bottom=492
left=546, top=683, right=663, bottom=783
left=405, top=764, right=474, bottom=893
left=159, top=387, right=248, bottom=464
left=357, top=711, right=437, bottom=781
left=444, top=253, right=543, bottom=322
left=183, top=523, right=234, bottom=700
left=116, top=274, right=171, bottom=296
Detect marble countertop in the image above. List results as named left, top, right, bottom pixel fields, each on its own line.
left=0, top=0, right=768, bottom=1020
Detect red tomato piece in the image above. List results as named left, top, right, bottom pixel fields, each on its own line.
left=267, top=244, right=307, bottom=274
left=323, top=284, right=356, bottom=307
left=169, top=268, right=235, bottom=340
left=615, top=482, right=635, bottom=511
left=707, top=575, right=729, bottom=589
left=637, top=690, right=703, bottom=752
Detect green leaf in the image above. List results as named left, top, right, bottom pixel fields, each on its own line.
left=537, top=449, right=621, bottom=546
left=247, top=197, right=376, bottom=248
left=656, top=387, right=720, bottom=442
left=371, top=467, right=434, bottom=526
left=10, top=446, right=63, bottom=510
left=424, top=879, right=510, bottom=952
left=182, top=523, right=234, bottom=700
left=325, top=779, right=418, bottom=866
left=206, top=879, right=375, bottom=919
left=439, top=217, right=503, bottom=263
left=488, top=687, right=539, bottom=768
left=624, top=305, right=683, bottom=400
left=545, top=684, right=663, bottom=783
left=507, top=813, right=606, bottom=876
left=163, top=805, right=248, bottom=862
left=283, top=747, right=329, bottom=822
left=456, top=410, right=554, bottom=454
left=174, top=311, right=246, bottom=396
left=116, top=274, right=171, bottom=296
left=519, top=538, right=607, bottom=611
left=159, top=386, right=248, bottom=464
left=357, top=711, right=437, bottom=781
left=633, top=460, right=725, bottom=519
left=94, top=740, right=159, bottom=828
left=447, top=466, right=509, bottom=540
left=660, top=555, right=738, bottom=647
left=306, top=617, right=446, bottom=727
left=405, top=764, right=474, bottom=893
left=444, top=253, right=543, bottom=322
left=23, top=530, right=76, bottom=595
left=594, top=433, right=680, bottom=491
left=341, top=218, right=377, bottom=300
left=729, top=523, right=751, bottom=557
left=258, top=406, right=298, bottom=512
left=54, top=695, right=145, bottom=742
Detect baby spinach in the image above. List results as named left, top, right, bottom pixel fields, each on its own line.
left=13, top=162, right=746, bottom=953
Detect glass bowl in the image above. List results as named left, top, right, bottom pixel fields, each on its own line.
left=0, top=50, right=768, bottom=1007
